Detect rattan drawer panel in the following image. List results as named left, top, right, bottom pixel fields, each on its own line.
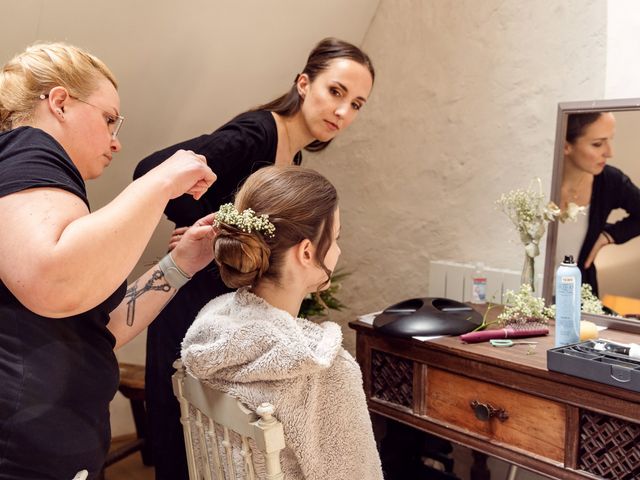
left=370, top=349, right=414, bottom=409
left=578, top=410, right=640, bottom=479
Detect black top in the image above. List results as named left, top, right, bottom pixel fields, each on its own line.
left=135, top=110, right=301, bottom=226
left=133, top=110, right=300, bottom=480
left=133, top=110, right=302, bottom=340
left=0, top=127, right=125, bottom=480
left=0, top=126, right=88, bottom=205
left=578, top=164, right=640, bottom=295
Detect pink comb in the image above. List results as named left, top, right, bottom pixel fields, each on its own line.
left=460, top=325, right=549, bottom=344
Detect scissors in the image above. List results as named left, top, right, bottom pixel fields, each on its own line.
left=490, top=339, right=538, bottom=347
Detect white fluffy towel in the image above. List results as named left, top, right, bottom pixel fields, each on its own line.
left=181, top=288, right=384, bottom=480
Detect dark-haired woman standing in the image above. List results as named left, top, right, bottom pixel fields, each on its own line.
left=134, top=37, right=374, bottom=480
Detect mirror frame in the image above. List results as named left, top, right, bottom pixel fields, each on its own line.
left=542, top=97, right=640, bottom=333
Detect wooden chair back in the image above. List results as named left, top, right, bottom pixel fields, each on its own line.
left=172, top=360, right=285, bottom=480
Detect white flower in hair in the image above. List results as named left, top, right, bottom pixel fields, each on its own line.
left=215, top=203, right=276, bottom=238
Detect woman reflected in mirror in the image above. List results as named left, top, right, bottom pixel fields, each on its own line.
left=559, top=112, right=640, bottom=295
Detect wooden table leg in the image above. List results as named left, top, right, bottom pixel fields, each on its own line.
left=471, top=450, right=491, bottom=480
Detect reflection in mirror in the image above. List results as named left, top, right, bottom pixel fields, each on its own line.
left=543, top=99, right=640, bottom=325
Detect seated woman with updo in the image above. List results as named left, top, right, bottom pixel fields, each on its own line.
left=181, top=165, right=383, bottom=480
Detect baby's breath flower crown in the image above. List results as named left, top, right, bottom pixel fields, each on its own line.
left=215, top=203, right=276, bottom=238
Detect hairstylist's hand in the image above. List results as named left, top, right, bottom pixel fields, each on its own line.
left=167, top=226, right=189, bottom=252
left=152, top=149, right=216, bottom=200
left=584, top=232, right=612, bottom=269
left=170, top=213, right=218, bottom=276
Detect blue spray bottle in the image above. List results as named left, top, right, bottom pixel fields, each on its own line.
left=555, top=255, right=582, bottom=347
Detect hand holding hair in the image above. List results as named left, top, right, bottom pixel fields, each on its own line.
left=170, top=212, right=218, bottom=277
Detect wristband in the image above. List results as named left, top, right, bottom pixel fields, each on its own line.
left=603, top=231, right=614, bottom=245
left=158, top=253, right=191, bottom=289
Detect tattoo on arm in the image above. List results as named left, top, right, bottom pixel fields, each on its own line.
left=125, top=269, right=172, bottom=326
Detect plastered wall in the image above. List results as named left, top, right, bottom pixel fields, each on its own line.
left=306, top=0, right=607, bottom=353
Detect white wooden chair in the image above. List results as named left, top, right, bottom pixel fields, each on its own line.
left=172, top=360, right=285, bottom=480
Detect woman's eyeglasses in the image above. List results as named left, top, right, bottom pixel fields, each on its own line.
left=39, top=93, right=124, bottom=140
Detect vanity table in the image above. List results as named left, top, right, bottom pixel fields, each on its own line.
left=350, top=317, right=640, bottom=479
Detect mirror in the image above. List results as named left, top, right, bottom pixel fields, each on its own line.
left=543, top=98, right=640, bottom=330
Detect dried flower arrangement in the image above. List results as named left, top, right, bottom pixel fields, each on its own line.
left=496, top=178, right=585, bottom=290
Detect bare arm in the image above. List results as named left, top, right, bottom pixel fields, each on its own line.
left=584, top=232, right=612, bottom=269
left=108, top=213, right=217, bottom=348
left=0, top=150, right=215, bottom=317
left=109, top=264, right=177, bottom=349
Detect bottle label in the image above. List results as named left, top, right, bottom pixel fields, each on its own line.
left=471, top=277, right=487, bottom=303
left=555, top=270, right=581, bottom=347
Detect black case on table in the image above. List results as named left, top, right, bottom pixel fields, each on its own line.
left=547, top=340, right=640, bottom=393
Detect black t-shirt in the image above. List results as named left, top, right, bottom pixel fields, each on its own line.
left=0, top=127, right=125, bottom=479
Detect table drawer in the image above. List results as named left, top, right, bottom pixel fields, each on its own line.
left=426, top=368, right=565, bottom=462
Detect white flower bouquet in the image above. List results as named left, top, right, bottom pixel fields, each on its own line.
left=497, top=284, right=554, bottom=326
left=496, top=178, right=585, bottom=290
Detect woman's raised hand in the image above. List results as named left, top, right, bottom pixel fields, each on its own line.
left=151, top=149, right=217, bottom=200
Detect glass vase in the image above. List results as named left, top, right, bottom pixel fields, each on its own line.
left=522, top=254, right=535, bottom=292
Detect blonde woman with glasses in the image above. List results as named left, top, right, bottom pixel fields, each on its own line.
left=0, top=43, right=217, bottom=479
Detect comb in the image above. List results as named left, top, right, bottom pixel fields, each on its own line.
left=460, top=324, right=549, bottom=344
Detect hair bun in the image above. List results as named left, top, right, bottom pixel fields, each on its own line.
left=214, top=226, right=270, bottom=288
